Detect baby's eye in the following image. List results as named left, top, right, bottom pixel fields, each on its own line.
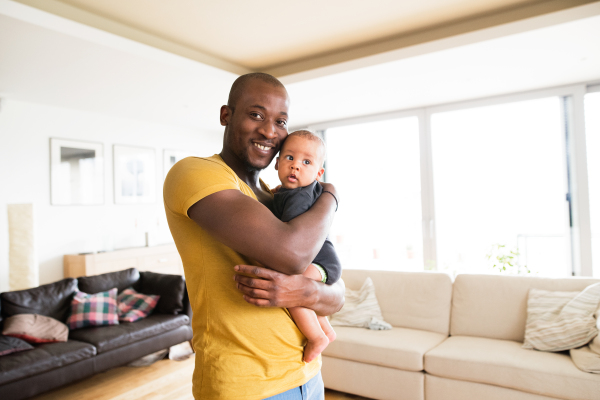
left=303, top=160, right=311, bottom=165
left=285, top=155, right=293, bottom=161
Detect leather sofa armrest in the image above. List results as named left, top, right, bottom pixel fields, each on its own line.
left=182, top=282, right=193, bottom=323
left=137, top=271, right=186, bottom=315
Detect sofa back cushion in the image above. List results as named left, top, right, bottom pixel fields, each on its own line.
left=451, top=274, right=600, bottom=342
left=0, top=278, right=78, bottom=323
left=341, top=269, right=453, bottom=335
left=77, top=268, right=140, bottom=294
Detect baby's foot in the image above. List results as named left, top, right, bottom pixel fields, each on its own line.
left=324, top=328, right=336, bottom=343
left=303, top=334, right=329, bottom=363
left=319, top=319, right=336, bottom=343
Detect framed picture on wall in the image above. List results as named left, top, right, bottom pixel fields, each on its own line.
left=113, top=145, right=156, bottom=204
left=163, top=149, right=197, bottom=178
left=50, top=138, right=104, bottom=205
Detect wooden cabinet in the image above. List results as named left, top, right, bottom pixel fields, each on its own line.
left=63, top=244, right=183, bottom=278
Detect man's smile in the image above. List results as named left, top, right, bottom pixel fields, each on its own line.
left=253, top=142, right=275, bottom=152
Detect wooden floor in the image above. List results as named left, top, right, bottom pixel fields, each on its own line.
left=30, top=355, right=371, bottom=400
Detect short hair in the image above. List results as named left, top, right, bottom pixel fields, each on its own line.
left=284, top=130, right=327, bottom=166
left=227, top=72, right=286, bottom=111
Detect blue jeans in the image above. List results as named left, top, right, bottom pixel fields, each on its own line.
left=263, top=372, right=324, bottom=400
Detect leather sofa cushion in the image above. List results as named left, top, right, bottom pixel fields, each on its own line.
left=424, top=336, right=600, bottom=400
left=137, top=271, right=185, bottom=315
left=0, top=340, right=96, bottom=385
left=322, top=326, right=447, bottom=371
left=0, top=336, right=33, bottom=356
left=341, top=270, right=452, bottom=335
left=77, top=268, right=140, bottom=295
left=68, top=314, right=189, bottom=354
left=0, top=279, right=78, bottom=323
left=450, top=274, right=600, bottom=342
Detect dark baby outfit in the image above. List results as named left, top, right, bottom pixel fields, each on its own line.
left=272, top=181, right=341, bottom=285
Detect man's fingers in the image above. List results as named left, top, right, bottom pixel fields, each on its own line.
left=243, top=295, right=273, bottom=307
left=234, top=274, right=272, bottom=290
left=234, top=265, right=277, bottom=279
left=236, top=282, right=271, bottom=299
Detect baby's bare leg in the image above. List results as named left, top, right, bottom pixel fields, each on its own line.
left=288, top=264, right=335, bottom=363
left=288, top=307, right=328, bottom=363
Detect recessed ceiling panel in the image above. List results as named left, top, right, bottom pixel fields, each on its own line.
left=55, top=0, right=542, bottom=69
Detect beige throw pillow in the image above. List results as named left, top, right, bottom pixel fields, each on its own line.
left=523, top=283, right=600, bottom=352
left=2, top=314, right=69, bottom=343
left=329, top=277, right=391, bottom=330
left=570, top=346, right=600, bottom=374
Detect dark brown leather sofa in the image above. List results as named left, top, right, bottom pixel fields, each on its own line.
left=0, top=268, right=193, bottom=400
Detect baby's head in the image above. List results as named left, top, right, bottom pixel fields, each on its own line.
left=275, top=130, right=326, bottom=189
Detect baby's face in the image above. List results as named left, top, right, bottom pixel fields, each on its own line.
left=275, top=135, right=325, bottom=189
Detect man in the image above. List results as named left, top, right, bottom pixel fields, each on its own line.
left=164, top=72, right=344, bottom=400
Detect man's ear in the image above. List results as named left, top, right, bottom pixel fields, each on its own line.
left=220, top=105, right=231, bottom=126
left=275, top=157, right=280, bottom=170
left=316, top=167, right=325, bottom=181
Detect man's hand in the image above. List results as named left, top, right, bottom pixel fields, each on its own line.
left=234, top=265, right=345, bottom=316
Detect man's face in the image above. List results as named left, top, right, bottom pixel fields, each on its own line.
left=221, top=80, right=289, bottom=171
left=275, top=135, right=325, bottom=189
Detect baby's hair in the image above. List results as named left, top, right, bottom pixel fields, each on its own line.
left=285, top=130, right=327, bottom=165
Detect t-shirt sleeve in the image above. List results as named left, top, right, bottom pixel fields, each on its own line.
left=163, top=157, right=240, bottom=218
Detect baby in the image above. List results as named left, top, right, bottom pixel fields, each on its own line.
left=272, top=130, right=342, bottom=363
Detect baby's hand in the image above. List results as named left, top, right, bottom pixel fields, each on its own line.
left=271, top=185, right=282, bottom=194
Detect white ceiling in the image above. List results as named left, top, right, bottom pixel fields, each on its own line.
left=0, top=1, right=599, bottom=132
left=287, top=13, right=600, bottom=127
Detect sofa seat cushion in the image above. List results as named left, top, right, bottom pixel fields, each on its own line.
left=424, top=336, right=600, bottom=400
left=68, top=314, right=189, bottom=354
left=0, top=340, right=96, bottom=385
left=322, top=326, right=447, bottom=371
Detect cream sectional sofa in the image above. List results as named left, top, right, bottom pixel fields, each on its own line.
left=321, top=270, right=600, bottom=400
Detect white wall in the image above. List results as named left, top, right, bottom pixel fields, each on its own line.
left=0, top=99, right=223, bottom=292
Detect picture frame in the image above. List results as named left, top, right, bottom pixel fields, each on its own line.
left=163, top=149, right=197, bottom=178
left=50, top=138, right=104, bottom=205
left=113, top=145, right=156, bottom=204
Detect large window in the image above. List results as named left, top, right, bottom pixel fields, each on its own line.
left=314, top=84, right=595, bottom=277
left=585, top=91, right=600, bottom=277
left=325, top=117, right=423, bottom=271
left=430, top=97, right=569, bottom=277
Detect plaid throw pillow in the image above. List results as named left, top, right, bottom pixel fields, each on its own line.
left=66, top=288, right=119, bottom=330
left=117, top=288, right=160, bottom=322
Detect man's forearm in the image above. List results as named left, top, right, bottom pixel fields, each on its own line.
left=188, top=183, right=338, bottom=275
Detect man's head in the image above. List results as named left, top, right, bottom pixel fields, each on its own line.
left=220, top=73, right=290, bottom=172
left=275, top=130, right=326, bottom=189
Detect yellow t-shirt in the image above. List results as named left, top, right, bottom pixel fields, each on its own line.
left=163, top=155, right=320, bottom=400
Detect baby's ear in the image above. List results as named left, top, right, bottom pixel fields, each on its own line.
left=316, top=167, right=325, bottom=181
left=274, top=157, right=280, bottom=170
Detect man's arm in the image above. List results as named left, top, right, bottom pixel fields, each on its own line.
left=233, top=265, right=345, bottom=316
left=187, top=182, right=338, bottom=276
